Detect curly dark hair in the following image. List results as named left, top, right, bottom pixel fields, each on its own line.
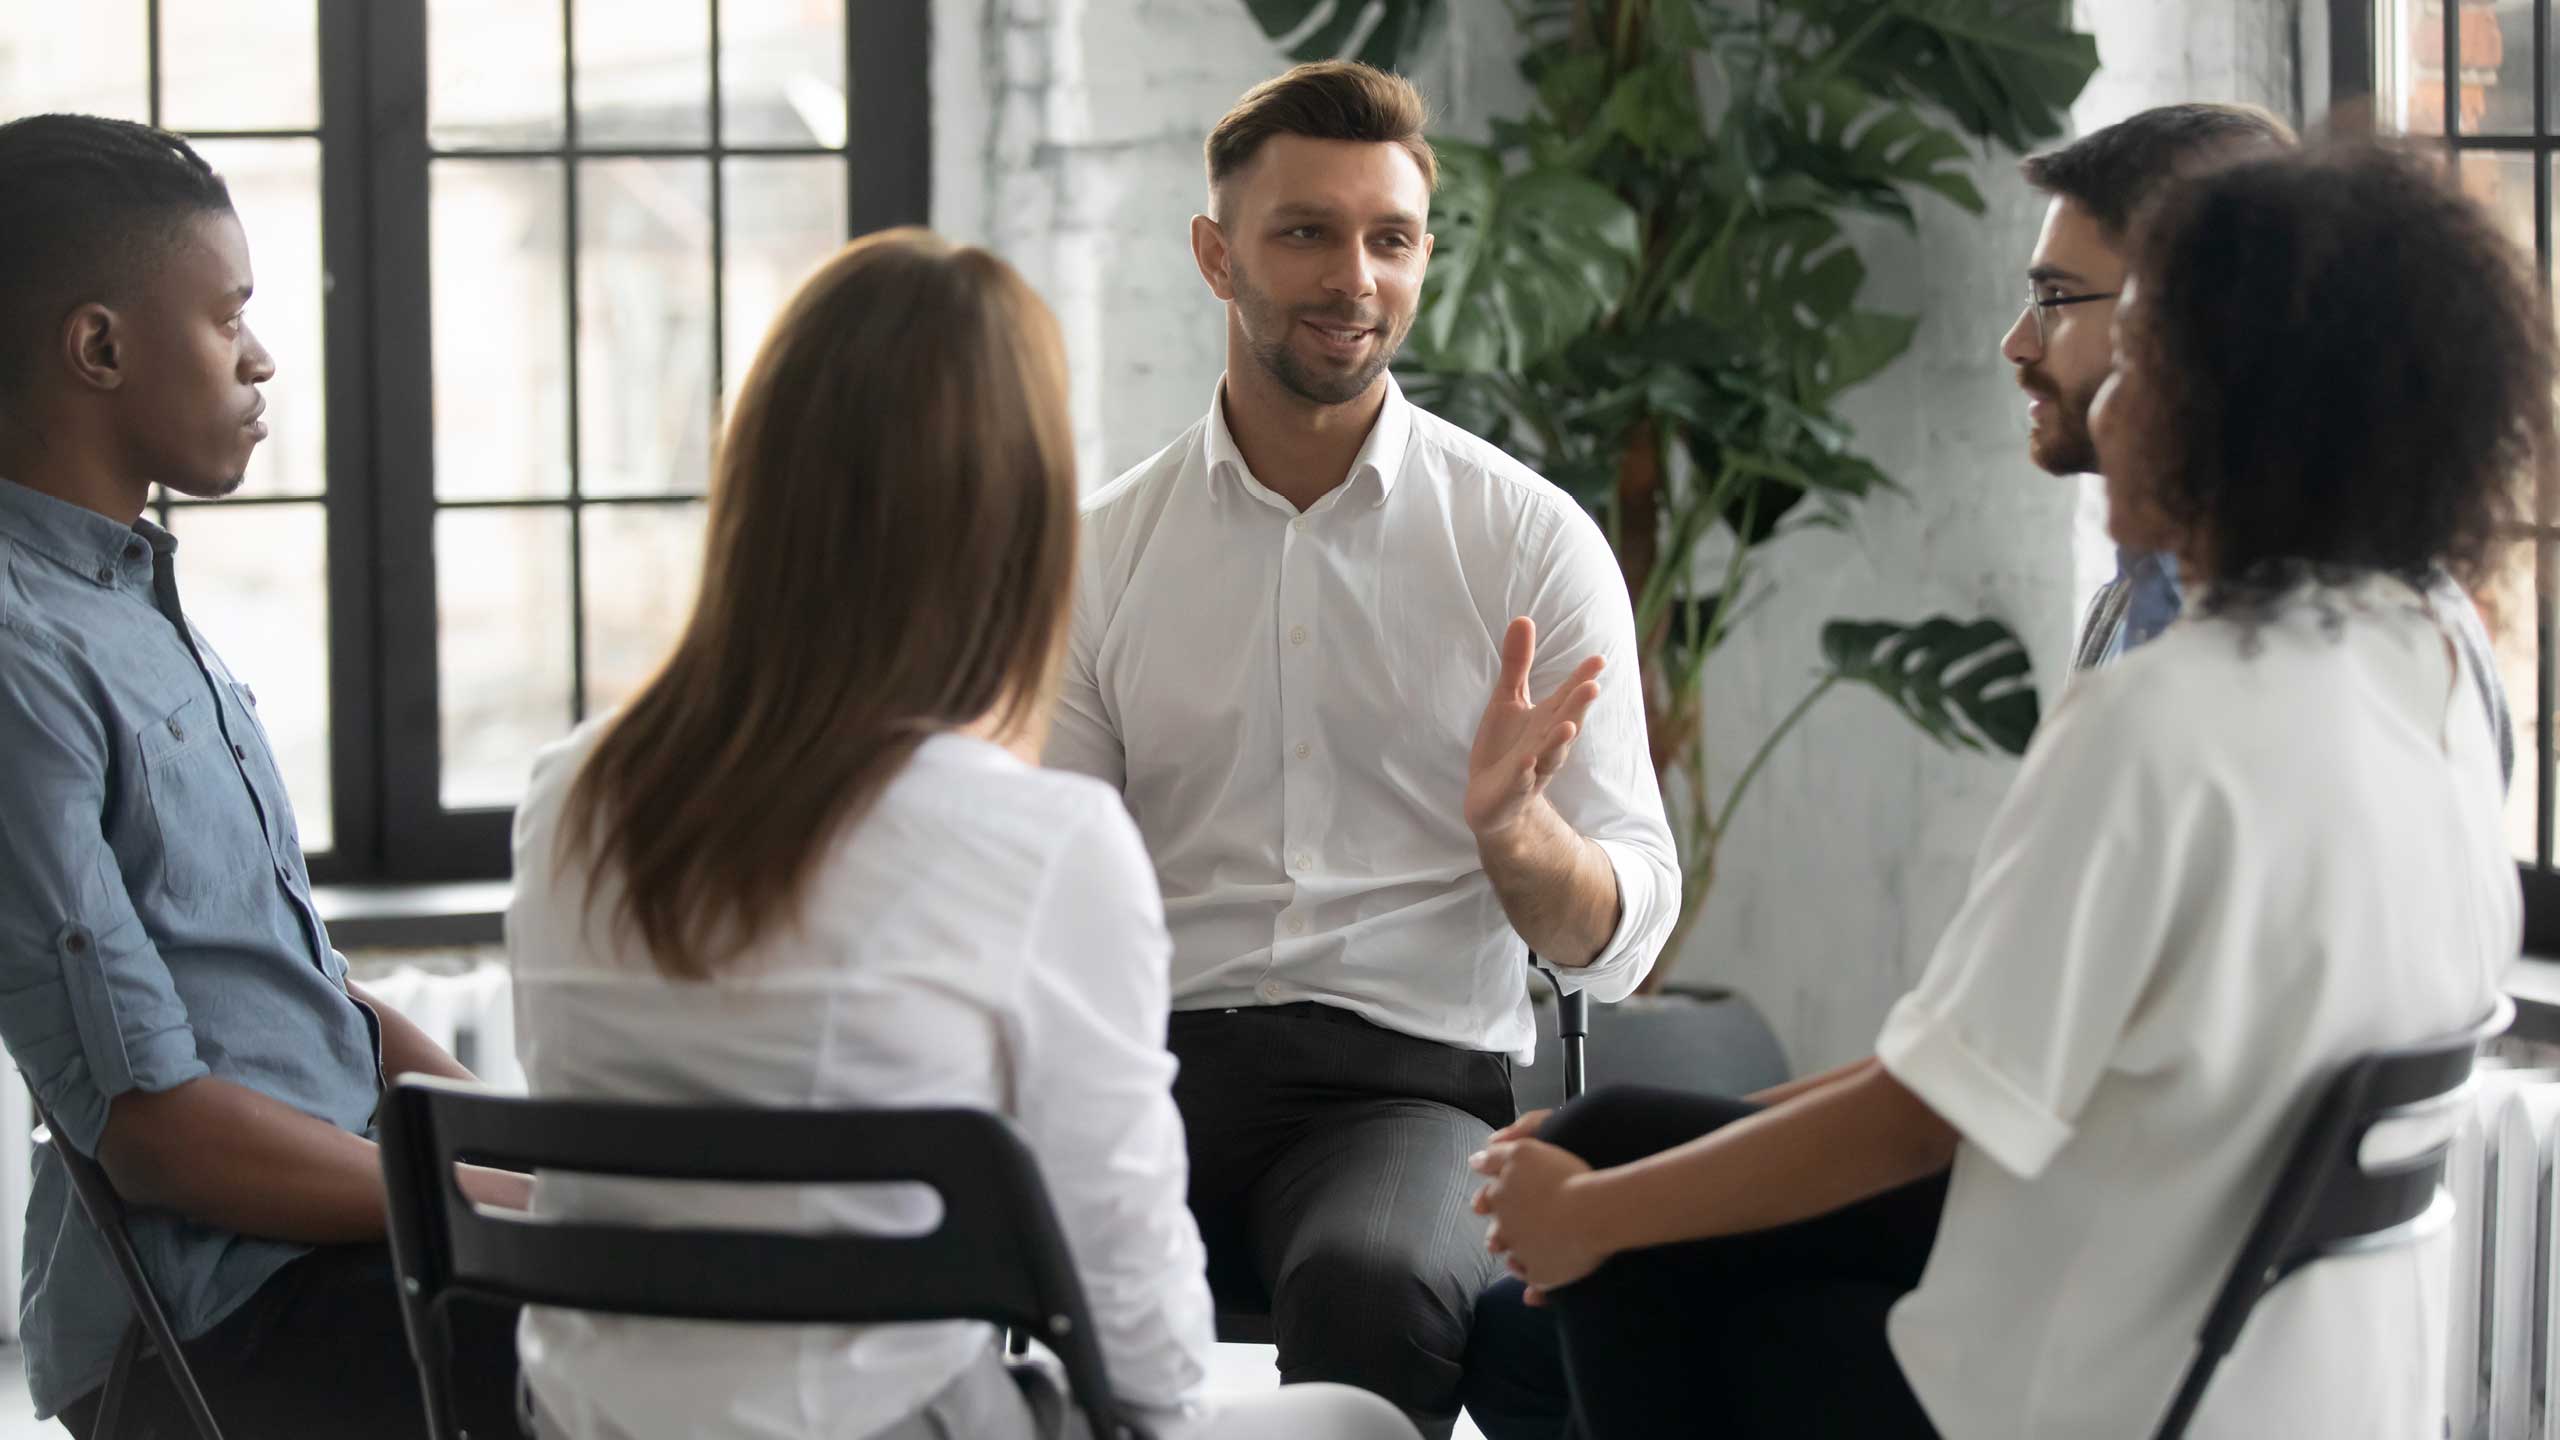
left=0, top=114, right=232, bottom=404
left=2119, top=142, right=2551, bottom=614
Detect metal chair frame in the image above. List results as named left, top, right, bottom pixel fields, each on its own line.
left=379, top=1076, right=1143, bottom=1440
left=2150, top=996, right=2514, bottom=1439
left=26, top=1085, right=225, bottom=1440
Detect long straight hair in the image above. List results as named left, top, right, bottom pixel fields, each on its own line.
left=556, top=228, right=1079, bottom=979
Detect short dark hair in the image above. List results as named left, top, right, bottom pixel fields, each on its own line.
left=0, top=114, right=234, bottom=401
left=1205, top=62, right=1436, bottom=206
left=2020, top=103, right=2295, bottom=238
left=2121, top=142, right=2550, bottom=607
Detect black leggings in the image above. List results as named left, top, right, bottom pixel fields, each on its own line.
left=1537, top=1084, right=1950, bottom=1439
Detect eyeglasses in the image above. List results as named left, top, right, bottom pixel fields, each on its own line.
left=2020, top=290, right=2119, bottom=349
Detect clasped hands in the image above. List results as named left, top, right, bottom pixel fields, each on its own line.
left=1469, top=1107, right=1609, bottom=1304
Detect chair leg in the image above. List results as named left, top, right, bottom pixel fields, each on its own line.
left=92, top=1322, right=143, bottom=1440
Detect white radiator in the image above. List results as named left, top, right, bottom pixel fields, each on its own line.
left=0, top=959, right=521, bottom=1343
left=2448, top=1058, right=2560, bottom=1440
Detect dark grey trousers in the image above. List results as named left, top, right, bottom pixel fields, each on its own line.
left=1168, top=1002, right=1518, bottom=1440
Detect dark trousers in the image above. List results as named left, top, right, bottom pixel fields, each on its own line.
left=57, top=1242, right=523, bottom=1440
left=1459, top=1084, right=1949, bottom=1440
left=1169, top=1002, right=1517, bottom=1440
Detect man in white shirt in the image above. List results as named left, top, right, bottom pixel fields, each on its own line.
left=1044, top=62, right=1678, bottom=1438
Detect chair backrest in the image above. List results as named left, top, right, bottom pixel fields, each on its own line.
left=377, top=1076, right=1135, bottom=1440
left=2151, top=995, right=2513, bottom=1440
left=26, top=1088, right=225, bottom=1440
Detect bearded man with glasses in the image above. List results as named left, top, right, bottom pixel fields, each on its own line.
left=2003, top=103, right=2509, bottom=755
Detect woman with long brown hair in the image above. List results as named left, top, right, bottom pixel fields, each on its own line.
left=505, top=229, right=1417, bottom=1440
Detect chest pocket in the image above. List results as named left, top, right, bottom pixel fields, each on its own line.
left=138, top=691, right=266, bottom=898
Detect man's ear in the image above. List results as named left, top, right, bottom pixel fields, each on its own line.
left=1190, top=213, right=1237, bottom=302
left=62, top=304, right=125, bottom=393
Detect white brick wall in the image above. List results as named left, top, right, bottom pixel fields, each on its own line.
left=928, top=0, right=2304, bottom=1074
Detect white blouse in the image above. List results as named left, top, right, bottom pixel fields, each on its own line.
left=1879, top=575, right=2515, bottom=1438
left=506, top=729, right=1213, bottom=1440
left=1045, top=376, right=1679, bottom=1060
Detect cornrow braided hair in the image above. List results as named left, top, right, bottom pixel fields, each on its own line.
left=0, top=113, right=233, bottom=400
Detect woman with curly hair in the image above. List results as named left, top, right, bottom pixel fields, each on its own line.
left=1470, top=142, right=2548, bottom=1439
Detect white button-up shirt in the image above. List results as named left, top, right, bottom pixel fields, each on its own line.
left=508, top=728, right=1214, bottom=1439
left=1047, top=377, right=1678, bottom=1060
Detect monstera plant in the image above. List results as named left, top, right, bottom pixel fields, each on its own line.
left=1243, top=0, right=2098, bottom=987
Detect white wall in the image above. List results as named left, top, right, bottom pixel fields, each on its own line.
left=929, top=0, right=2303, bottom=1075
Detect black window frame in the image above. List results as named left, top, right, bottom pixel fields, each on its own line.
left=2336, top=0, right=2560, bottom=949
left=264, top=0, right=931, bottom=886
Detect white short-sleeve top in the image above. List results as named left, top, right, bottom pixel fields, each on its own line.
left=506, top=729, right=1214, bottom=1440
left=1879, top=574, right=2515, bottom=1438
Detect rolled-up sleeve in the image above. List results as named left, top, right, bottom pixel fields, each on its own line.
left=0, top=641, right=205, bottom=1153
left=1518, top=502, right=1678, bottom=1001
left=1876, top=683, right=2200, bottom=1180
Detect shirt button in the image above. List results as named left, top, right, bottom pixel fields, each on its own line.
left=94, top=565, right=114, bottom=584
left=1288, top=625, right=1308, bottom=646
left=168, top=718, right=186, bottom=741
left=123, top=541, right=142, bottom=559
left=1292, top=850, right=1313, bottom=870
left=1294, top=741, right=1311, bottom=760
left=1285, top=914, right=1307, bottom=936
left=1259, top=981, right=1283, bottom=1001
left=1291, top=516, right=1306, bottom=532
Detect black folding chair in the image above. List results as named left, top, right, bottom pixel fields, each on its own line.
left=378, top=1075, right=1142, bottom=1440
left=24, top=1086, right=225, bottom=1440
left=2150, top=996, right=2513, bottom=1440
left=1208, top=957, right=1590, bottom=1346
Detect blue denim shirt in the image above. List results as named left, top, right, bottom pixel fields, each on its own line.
left=0, top=478, right=380, bottom=1417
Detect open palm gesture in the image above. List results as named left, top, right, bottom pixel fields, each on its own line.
left=1465, top=617, right=1604, bottom=839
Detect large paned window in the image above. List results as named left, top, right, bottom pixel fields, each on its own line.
left=2348, top=0, right=2560, bottom=946
left=0, top=0, right=927, bottom=883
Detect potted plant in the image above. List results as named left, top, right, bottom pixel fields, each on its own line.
left=1239, top=1, right=2100, bottom=1093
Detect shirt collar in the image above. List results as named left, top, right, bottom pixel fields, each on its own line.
left=1202, top=372, right=1415, bottom=510
left=0, top=478, right=168, bottom=590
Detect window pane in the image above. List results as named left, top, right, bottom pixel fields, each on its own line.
left=722, top=0, right=845, bottom=147
left=160, top=0, right=317, bottom=132
left=429, top=0, right=566, bottom=149
left=2482, top=536, right=2547, bottom=863
left=579, top=159, right=713, bottom=496
left=0, top=6, right=147, bottom=121
left=2458, top=0, right=2534, bottom=136
left=581, top=501, right=704, bottom=716
left=438, top=507, right=572, bottom=809
left=574, top=0, right=711, bottom=147
left=721, top=157, right=846, bottom=417
left=194, top=140, right=325, bottom=499
left=2458, top=151, right=2537, bottom=262
left=164, top=503, right=333, bottom=853
left=433, top=161, right=571, bottom=499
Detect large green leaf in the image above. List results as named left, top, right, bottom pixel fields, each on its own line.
left=1241, top=0, right=1446, bottom=72
left=1769, top=76, right=1987, bottom=226
left=1407, top=141, right=1642, bottom=374
left=1820, top=616, right=2041, bottom=755
left=1790, top=0, right=2098, bottom=154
